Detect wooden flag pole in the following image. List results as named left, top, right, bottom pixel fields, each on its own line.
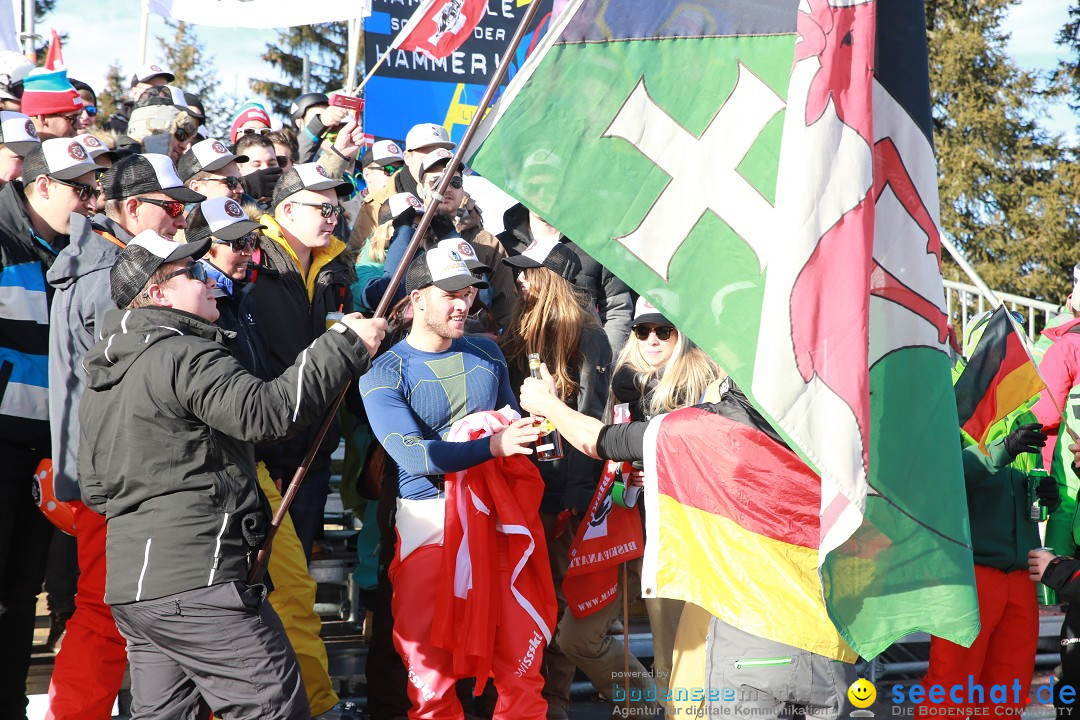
left=353, top=46, right=391, bottom=96
left=248, top=0, right=546, bottom=584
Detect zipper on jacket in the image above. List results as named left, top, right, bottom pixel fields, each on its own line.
left=732, top=657, right=793, bottom=669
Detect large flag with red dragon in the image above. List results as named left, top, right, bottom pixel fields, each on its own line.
left=467, top=0, right=978, bottom=659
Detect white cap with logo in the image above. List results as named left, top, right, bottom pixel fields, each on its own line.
left=404, top=123, right=455, bottom=152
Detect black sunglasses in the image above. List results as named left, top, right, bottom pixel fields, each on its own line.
left=428, top=174, right=463, bottom=190
left=275, top=155, right=292, bottom=167
left=205, top=176, right=241, bottom=190
left=138, top=197, right=186, bottom=218
left=174, top=126, right=193, bottom=143
left=50, top=176, right=96, bottom=201
left=212, top=230, right=260, bottom=252
left=161, top=262, right=209, bottom=284
left=291, top=201, right=344, bottom=219
left=633, top=325, right=676, bottom=341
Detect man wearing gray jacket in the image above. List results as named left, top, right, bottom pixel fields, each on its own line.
left=78, top=229, right=385, bottom=719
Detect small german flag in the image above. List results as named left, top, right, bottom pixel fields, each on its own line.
left=954, top=306, right=1046, bottom=452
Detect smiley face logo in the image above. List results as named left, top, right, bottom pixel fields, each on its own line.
left=848, top=679, right=876, bottom=709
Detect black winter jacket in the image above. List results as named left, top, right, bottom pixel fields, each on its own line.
left=247, top=218, right=356, bottom=481
left=78, top=306, right=370, bottom=604
left=509, top=323, right=612, bottom=513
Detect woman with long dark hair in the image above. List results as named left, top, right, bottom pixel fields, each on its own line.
left=501, top=239, right=660, bottom=718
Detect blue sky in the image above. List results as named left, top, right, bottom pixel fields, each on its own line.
left=42, top=0, right=1078, bottom=135
left=45, top=0, right=284, bottom=111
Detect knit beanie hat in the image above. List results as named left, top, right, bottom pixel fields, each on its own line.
left=229, top=101, right=271, bottom=144
left=20, top=68, right=83, bottom=117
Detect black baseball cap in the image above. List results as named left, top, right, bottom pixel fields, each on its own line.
left=101, top=153, right=205, bottom=202
left=503, top=237, right=581, bottom=283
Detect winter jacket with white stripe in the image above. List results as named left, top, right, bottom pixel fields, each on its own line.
left=78, top=305, right=370, bottom=605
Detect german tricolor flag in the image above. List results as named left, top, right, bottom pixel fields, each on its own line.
left=640, top=388, right=858, bottom=661
left=954, top=306, right=1046, bottom=452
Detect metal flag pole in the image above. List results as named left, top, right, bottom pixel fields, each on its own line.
left=249, top=0, right=547, bottom=583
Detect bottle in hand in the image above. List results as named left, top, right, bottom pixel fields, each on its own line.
left=1028, top=468, right=1049, bottom=523
left=528, top=353, right=564, bottom=461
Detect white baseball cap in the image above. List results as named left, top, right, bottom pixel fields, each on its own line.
left=271, top=162, right=350, bottom=208
left=369, top=139, right=405, bottom=167
left=22, top=137, right=101, bottom=181
left=502, top=237, right=582, bottom=282
left=404, top=123, right=454, bottom=152
left=437, top=237, right=489, bottom=273
left=186, top=196, right=264, bottom=245
left=386, top=192, right=422, bottom=220
left=0, top=111, right=40, bottom=156
left=130, top=63, right=175, bottom=87
left=111, top=229, right=211, bottom=309
left=178, top=138, right=248, bottom=182
left=73, top=133, right=119, bottom=162
left=101, top=153, right=205, bottom=202
left=406, top=245, right=488, bottom=294
left=419, top=147, right=463, bottom=178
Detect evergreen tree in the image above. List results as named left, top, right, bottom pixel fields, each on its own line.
left=153, top=20, right=244, bottom=138
left=252, top=23, right=352, bottom=116
left=1056, top=2, right=1080, bottom=114
left=927, top=0, right=1080, bottom=303
left=97, top=62, right=128, bottom=122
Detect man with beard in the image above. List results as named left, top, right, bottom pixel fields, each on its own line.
left=350, top=122, right=455, bottom=245
left=358, top=247, right=551, bottom=720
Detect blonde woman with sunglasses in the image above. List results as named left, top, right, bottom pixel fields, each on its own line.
left=611, top=297, right=721, bottom=711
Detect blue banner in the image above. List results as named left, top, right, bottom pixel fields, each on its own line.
left=363, top=0, right=555, bottom=144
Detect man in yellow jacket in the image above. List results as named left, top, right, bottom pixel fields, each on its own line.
left=247, top=161, right=356, bottom=716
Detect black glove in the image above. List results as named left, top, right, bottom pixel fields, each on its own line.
left=241, top=166, right=284, bottom=202
left=1037, top=475, right=1062, bottom=513
left=241, top=511, right=267, bottom=550
left=1004, top=423, right=1046, bottom=459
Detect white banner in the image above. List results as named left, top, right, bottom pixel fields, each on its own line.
left=146, top=0, right=363, bottom=29
left=0, top=0, right=19, bottom=53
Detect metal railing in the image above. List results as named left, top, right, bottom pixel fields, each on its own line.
left=943, top=279, right=1062, bottom=343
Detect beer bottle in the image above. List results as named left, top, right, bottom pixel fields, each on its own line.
left=1028, top=468, right=1050, bottom=523
left=528, top=353, right=564, bottom=461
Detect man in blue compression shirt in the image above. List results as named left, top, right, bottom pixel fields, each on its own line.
left=359, top=246, right=546, bottom=719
